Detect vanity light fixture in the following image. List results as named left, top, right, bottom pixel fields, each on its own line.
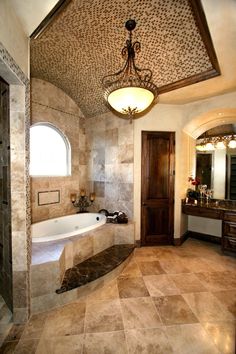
left=215, top=139, right=226, bottom=150
left=228, top=135, right=236, bottom=149
left=196, top=134, right=236, bottom=151
left=102, top=19, right=158, bottom=123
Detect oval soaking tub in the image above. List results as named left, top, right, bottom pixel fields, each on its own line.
left=31, top=213, right=106, bottom=243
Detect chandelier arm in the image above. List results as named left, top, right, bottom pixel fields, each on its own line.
left=102, top=59, right=130, bottom=86
left=102, top=19, right=159, bottom=118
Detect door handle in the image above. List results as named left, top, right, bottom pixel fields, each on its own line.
left=142, top=203, right=147, bottom=206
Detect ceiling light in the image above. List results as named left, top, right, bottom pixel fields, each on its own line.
left=102, top=19, right=158, bottom=122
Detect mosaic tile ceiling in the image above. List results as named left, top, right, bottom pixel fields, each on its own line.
left=30, top=0, right=219, bottom=118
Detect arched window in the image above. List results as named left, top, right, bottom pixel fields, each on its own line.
left=30, top=123, right=71, bottom=176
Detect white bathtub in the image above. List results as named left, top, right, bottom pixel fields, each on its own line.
left=31, top=213, right=106, bottom=243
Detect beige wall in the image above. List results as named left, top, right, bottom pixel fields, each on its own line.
left=31, top=78, right=87, bottom=222
left=0, top=0, right=29, bottom=77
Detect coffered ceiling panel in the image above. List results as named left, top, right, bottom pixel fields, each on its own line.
left=30, top=0, right=220, bottom=118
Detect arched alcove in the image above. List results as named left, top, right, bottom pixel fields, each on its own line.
left=183, top=108, right=236, bottom=139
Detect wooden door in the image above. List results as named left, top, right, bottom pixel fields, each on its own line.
left=141, top=131, right=175, bottom=246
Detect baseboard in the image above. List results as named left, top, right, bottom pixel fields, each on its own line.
left=137, top=231, right=221, bottom=247
left=174, top=231, right=189, bottom=246
left=135, top=240, right=141, bottom=248
left=187, top=231, right=221, bottom=244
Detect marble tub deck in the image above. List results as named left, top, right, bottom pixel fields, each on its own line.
left=1, top=238, right=236, bottom=353
left=56, top=244, right=135, bottom=293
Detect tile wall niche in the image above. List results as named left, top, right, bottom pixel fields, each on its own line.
left=86, top=113, right=134, bottom=219
left=31, top=78, right=87, bottom=223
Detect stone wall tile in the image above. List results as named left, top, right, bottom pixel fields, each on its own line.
left=94, top=181, right=105, bottom=198
left=31, top=262, right=61, bottom=298
left=106, top=128, right=118, bottom=147
left=13, top=271, right=27, bottom=307
left=114, top=223, right=135, bottom=244
left=105, top=146, right=118, bottom=164
left=12, top=231, right=27, bottom=271
left=73, top=235, right=93, bottom=265
left=118, top=125, right=134, bottom=145
left=93, top=225, right=114, bottom=254
left=118, top=144, right=134, bottom=163
left=118, top=183, right=133, bottom=202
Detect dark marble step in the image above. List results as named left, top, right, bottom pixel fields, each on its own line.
left=56, top=244, right=135, bottom=294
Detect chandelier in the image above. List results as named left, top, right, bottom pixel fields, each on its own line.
left=102, top=19, right=158, bottom=122
left=196, top=134, right=236, bottom=151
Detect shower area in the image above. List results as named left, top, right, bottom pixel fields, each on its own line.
left=0, top=77, right=13, bottom=313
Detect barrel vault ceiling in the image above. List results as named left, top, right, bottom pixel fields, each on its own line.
left=30, top=0, right=236, bottom=118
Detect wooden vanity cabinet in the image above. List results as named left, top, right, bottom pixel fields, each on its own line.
left=182, top=203, right=236, bottom=253
left=222, top=213, right=236, bottom=253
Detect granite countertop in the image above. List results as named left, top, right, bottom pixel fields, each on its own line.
left=182, top=199, right=236, bottom=212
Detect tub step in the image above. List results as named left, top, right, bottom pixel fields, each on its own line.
left=56, top=244, right=135, bottom=294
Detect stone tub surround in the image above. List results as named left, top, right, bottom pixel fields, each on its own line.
left=31, top=222, right=135, bottom=313
left=57, top=244, right=135, bottom=293
left=31, top=78, right=88, bottom=223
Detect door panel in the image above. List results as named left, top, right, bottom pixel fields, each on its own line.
left=141, top=131, right=175, bottom=246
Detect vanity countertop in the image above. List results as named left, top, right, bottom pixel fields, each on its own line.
left=182, top=200, right=236, bottom=220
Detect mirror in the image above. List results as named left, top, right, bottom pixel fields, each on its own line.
left=196, top=124, right=236, bottom=200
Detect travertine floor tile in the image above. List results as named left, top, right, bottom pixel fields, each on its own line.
left=153, top=295, right=198, bottom=325
left=1, top=238, right=235, bottom=354
left=136, top=260, right=166, bottom=276
left=86, top=279, right=119, bottom=303
left=169, top=273, right=207, bottom=293
left=125, top=327, right=173, bottom=353
left=202, top=321, right=236, bottom=354
left=143, top=274, right=180, bottom=296
left=84, top=299, right=123, bottom=333
left=158, top=259, right=191, bottom=274
left=117, top=277, right=149, bottom=298
left=120, top=297, right=162, bottom=329
left=166, top=323, right=220, bottom=354
left=21, top=312, right=47, bottom=339
left=133, top=248, right=158, bottom=262
left=14, top=338, right=39, bottom=354
left=119, top=260, right=142, bottom=278
left=212, top=290, right=236, bottom=317
left=4, top=324, right=25, bottom=341
left=41, top=302, right=86, bottom=337
left=36, top=334, right=84, bottom=354
left=195, top=271, right=236, bottom=291
left=152, top=248, right=179, bottom=260
left=183, top=292, right=235, bottom=322
left=203, top=257, right=235, bottom=272
left=83, top=331, right=128, bottom=354
left=178, top=256, right=215, bottom=273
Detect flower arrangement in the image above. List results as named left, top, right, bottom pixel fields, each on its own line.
left=187, top=176, right=201, bottom=199
left=188, top=176, right=201, bottom=186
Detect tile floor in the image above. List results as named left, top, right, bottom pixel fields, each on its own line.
left=0, top=238, right=235, bottom=353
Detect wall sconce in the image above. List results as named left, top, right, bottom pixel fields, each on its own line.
left=71, top=190, right=96, bottom=213
left=70, top=193, right=76, bottom=203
